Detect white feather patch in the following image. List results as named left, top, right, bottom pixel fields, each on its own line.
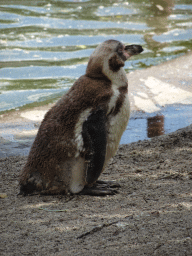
left=69, top=157, right=86, bottom=194
left=74, top=108, right=92, bottom=156
left=107, top=86, right=120, bottom=114
left=102, top=53, right=128, bottom=88
left=105, top=94, right=130, bottom=165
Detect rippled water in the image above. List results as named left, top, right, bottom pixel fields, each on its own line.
left=0, top=0, right=192, bottom=113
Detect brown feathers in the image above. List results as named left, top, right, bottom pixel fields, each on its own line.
left=19, top=39, right=143, bottom=195
left=109, top=53, right=125, bottom=72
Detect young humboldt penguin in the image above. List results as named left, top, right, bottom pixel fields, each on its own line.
left=19, top=40, right=143, bottom=196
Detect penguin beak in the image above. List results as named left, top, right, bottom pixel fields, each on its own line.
left=124, top=45, right=143, bottom=59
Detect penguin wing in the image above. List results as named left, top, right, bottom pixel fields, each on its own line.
left=82, top=107, right=107, bottom=184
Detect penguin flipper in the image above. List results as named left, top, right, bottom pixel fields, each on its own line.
left=82, top=107, right=107, bottom=184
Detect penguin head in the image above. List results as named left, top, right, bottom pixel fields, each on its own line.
left=86, top=40, right=143, bottom=79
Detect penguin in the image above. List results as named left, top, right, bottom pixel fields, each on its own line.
left=19, top=40, right=143, bottom=196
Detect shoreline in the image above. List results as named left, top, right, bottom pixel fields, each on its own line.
left=0, top=52, right=192, bottom=157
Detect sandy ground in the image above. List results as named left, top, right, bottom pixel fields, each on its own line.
left=1, top=124, right=192, bottom=256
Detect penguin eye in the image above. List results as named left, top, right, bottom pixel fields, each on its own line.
left=116, top=44, right=123, bottom=53
left=116, top=45, right=126, bottom=61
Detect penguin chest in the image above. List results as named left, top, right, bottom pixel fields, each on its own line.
left=105, top=91, right=130, bottom=164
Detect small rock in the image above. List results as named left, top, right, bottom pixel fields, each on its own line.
left=0, top=193, right=8, bottom=198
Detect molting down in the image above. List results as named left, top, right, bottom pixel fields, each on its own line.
left=19, top=39, right=143, bottom=196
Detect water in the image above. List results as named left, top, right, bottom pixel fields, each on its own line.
left=0, top=0, right=192, bottom=113
left=121, top=105, right=192, bottom=144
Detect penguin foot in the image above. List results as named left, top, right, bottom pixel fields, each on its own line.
left=79, top=180, right=120, bottom=196
left=79, top=187, right=118, bottom=196
left=96, top=180, right=121, bottom=188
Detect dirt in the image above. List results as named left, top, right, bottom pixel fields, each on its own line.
left=1, top=125, right=192, bottom=256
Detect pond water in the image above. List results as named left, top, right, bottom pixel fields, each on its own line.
left=121, top=104, right=192, bottom=144
left=1, top=0, right=192, bottom=113
left=0, top=0, right=192, bottom=150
